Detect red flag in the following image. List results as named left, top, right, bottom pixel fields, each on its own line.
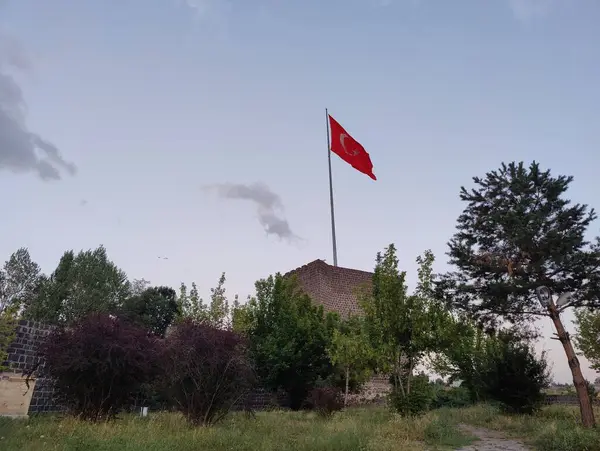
left=328, top=115, right=376, bottom=180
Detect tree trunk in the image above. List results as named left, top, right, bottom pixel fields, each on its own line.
left=345, top=366, right=350, bottom=407
left=549, top=308, right=596, bottom=428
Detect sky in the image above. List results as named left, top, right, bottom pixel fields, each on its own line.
left=1, top=0, right=599, bottom=383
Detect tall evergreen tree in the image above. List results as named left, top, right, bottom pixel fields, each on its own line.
left=437, top=161, right=600, bottom=426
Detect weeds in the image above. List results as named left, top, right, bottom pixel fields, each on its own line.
left=0, top=407, right=473, bottom=451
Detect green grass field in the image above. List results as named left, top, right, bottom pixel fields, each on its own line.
left=1, top=404, right=600, bottom=451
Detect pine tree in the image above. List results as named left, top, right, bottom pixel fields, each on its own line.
left=437, top=161, right=600, bottom=427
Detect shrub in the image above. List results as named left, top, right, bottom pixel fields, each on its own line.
left=389, top=374, right=434, bottom=416
left=481, top=337, right=550, bottom=414
left=159, top=319, right=254, bottom=426
left=431, top=386, right=474, bottom=409
left=38, top=313, right=160, bottom=421
left=304, top=386, right=343, bottom=418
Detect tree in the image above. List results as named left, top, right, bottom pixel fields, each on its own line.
left=327, top=315, right=373, bottom=406
left=437, top=161, right=600, bottom=427
left=244, top=273, right=336, bottom=410
left=25, top=246, right=130, bottom=325
left=176, top=273, right=231, bottom=328
left=0, top=305, right=18, bottom=371
left=130, top=278, right=151, bottom=296
left=0, top=248, right=42, bottom=314
left=574, top=309, right=600, bottom=372
left=359, top=245, right=452, bottom=415
left=121, top=286, right=179, bottom=337
left=430, top=319, right=490, bottom=402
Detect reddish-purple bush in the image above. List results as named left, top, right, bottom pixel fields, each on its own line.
left=159, top=319, right=255, bottom=425
left=305, top=386, right=344, bottom=418
left=38, top=313, right=160, bottom=421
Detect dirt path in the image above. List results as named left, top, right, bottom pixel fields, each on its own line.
left=456, top=425, right=530, bottom=451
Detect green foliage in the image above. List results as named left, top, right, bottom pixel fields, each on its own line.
left=231, top=295, right=252, bottom=334
left=176, top=273, right=231, bottom=328
left=430, top=386, right=474, bottom=409
left=389, top=373, right=434, bottom=416
left=431, top=319, right=498, bottom=402
left=573, top=309, right=600, bottom=372
left=244, top=273, right=335, bottom=410
left=327, top=315, right=373, bottom=405
left=0, top=248, right=42, bottom=315
left=0, top=305, right=18, bottom=371
left=25, top=246, right=130, bottom=325
left=435, top=323, right=549, bottom=414
left=437, top=161, right=600, bottom=325
left=483, top=334, right=551, bottom=414
left=359, top=245, right=452, bottom=414
left=434, top=319, right=550, bottom=413
left=121, top=286, right=179, bottom=337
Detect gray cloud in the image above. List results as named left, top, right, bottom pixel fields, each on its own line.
left=0, top=33, right=76, bottom=181
left=203, top=182, right=300, bottom=241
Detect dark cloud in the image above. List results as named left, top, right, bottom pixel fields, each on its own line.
left=0, top=32, right=76, bottom=180
left=203, top=182, right=300, bottom=241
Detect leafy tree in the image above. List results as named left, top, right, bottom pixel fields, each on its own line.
left=25, top=246, right=130, bottom=325
left=430, top=319, right=490, bottom=402
left=573, top=309, right=600, bottom=372
left=359, top=245, right=452, bottom=415
left=327, top=315, right=373, bottom=406
left=130, top=278, right=151, bottom=296
left=0, top=305, right=18, bottom=371
left=208, top=273, right=230, bottom=328
left=436, top=161, right=600, bottom=426
left=0, top=248, right=42, bottom=314
left=244, top=273, right=336, bottom=410
left=231, top=295, right=252, bottom=334
left=121, top=286, right=179, bottom=337
left=177, top=282, right=204, bottom=321
left=177, top=273, right=231, bottom=328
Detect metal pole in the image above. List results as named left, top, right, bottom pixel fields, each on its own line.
left=326, top=108, right=338, bottom=267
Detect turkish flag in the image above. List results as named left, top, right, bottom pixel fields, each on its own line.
left=328, top=115, right=376, bottom=180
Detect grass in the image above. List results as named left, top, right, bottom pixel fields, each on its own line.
left=0, top=407, right=475, bottom=451
left=4, top=404, right=600, bottom=450
left=444, top=404, right=600, bottom=451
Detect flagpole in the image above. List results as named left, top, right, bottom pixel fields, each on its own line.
left=326, top=108, right=338, bottom=267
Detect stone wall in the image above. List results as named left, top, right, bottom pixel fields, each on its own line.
left=2, top=320, right=64, bottom=414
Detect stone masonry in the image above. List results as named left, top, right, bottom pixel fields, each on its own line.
left=3, top=319, right=64, bottom=413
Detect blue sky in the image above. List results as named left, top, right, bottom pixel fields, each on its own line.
left=1, top=0, right=599, bottom=383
